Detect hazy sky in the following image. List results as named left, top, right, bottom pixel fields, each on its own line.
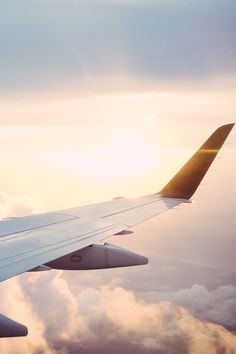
left=0, top=1, right=236, bottom=353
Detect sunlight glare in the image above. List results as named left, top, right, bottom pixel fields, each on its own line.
left=55, top=130, right=160, bottom=182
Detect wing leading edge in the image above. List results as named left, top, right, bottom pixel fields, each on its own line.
left=0, top=124, right=234, bottom=337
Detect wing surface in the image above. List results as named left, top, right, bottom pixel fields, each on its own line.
left=0, top=197, right=180, bottom=282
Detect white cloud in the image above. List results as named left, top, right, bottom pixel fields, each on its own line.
left=0, top=192, right=45, bottom=218
left=1, top=271, right=236, bottom=354
left=0, top=277, right=52, bottom=354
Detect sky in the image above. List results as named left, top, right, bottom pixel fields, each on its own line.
left=0, top=0, right=236, bottom=353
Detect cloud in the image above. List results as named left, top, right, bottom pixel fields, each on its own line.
left=0, top=192, right=45, bottom=218
left=0, top=277, right=51, bottom=354
left=0, top=0, right=235, bottom=94
left=140, top=284, right=236, bottom=331
left=2, top=272, right=236, bottom=354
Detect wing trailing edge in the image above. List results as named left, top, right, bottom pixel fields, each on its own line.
left=159, top=123, right=234, bottom=200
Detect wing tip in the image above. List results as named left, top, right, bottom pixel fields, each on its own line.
left=213, top=123, right=235, bottom=135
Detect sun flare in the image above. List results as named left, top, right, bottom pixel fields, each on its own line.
left=56, top=130, right=160, bottom=182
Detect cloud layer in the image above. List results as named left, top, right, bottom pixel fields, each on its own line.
left=1, top=273, right=236, bottom=354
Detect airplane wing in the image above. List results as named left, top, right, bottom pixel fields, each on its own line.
left=0, top=123, right=234, bottom=337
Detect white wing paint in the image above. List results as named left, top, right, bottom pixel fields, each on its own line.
left=0, top=124, right=234, bottom=337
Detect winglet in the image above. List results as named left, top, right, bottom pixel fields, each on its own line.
left=159, top=123, right=234, bottom=200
